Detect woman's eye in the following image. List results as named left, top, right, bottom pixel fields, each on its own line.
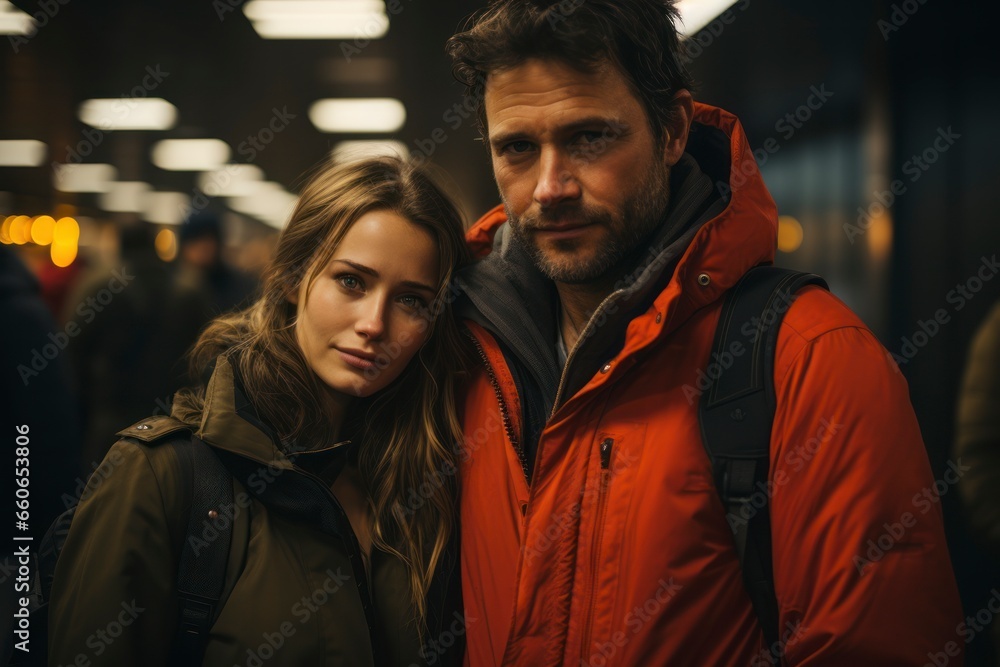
left=337, top=275, right=362, bottom=291
left=398, top=295, right=424, bottom=310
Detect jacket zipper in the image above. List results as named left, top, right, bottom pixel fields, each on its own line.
left=551, top=290, right=625, bottom=419
left=464, top=328, right=528, bottom=482
left=294, top=466, right=386, bottom=667
left=551, top=186, right=709, bottom=420
left=580, top=437, right=615, bottom=662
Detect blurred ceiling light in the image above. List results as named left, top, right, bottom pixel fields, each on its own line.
left=143, top=192, right=190, bottom=225
left=53, top=163, right=118, bottom=193
left=309, top=98, right=406, bottom=133
left=676, top=0, right=741, bottom=38
left=198, top=164, right=265, bottom=197
left=78, top=98, right=178, bottom=131
left=50, top=241, right=78, bottom=268
left=332, top=140, right=409, bottom=162
left=9, top=215, right=30, bottom=245
left=229, top=182, right=298, bottom=230
left=30, top=215, right=55, bottom=245
left=100, top=182, right=151, bottom=213
left=777, top=215, right=804, bottom=253
left=245, top=0, right=388, bottom=39
left=151, top=139, right=231, bottom=171
left=52, top=217, right=80, bottom=244
left=0, top=1, right=33, bottom=36
left=155, top=228, right=178, bottom=262
left=0, top=140, right=46, bottom=167
left=867, top=210, right=894, bottom=262
left=0, top=215, right=14, bottom=243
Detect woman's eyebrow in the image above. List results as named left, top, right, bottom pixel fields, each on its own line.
left=333, top=258, right=436, bottom=294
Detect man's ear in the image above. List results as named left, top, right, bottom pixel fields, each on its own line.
left=662, top=89, right=695, bottom=167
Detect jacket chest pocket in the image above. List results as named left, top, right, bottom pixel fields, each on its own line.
left=568, top=421, right=648, bottom=665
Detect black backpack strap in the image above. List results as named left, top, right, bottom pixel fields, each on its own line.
left=167, top=434, right=235, bottom=666
left=699, top=266, right=827, bottom=662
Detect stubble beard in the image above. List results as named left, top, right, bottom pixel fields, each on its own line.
left=505, top=161, right=672, bottom=285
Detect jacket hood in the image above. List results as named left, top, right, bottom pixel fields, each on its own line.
left=457, top=102, right=778, bottom=413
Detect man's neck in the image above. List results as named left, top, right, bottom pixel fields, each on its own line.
left=557, top=276, right=619, bottom=352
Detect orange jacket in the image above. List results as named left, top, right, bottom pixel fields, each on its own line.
left=457, top=103, right=964, bottom=666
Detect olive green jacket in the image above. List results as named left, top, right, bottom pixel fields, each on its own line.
left=48, top=354, right=464, bottom=666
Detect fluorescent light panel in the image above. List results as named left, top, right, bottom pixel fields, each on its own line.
left=332, top=140, right=409, bottom=162
left=101, top=182, right=151, bottom=213
left=245, top=0, right=388, bottom=39
left=251, top=15, right=388, bottom=39
left=309, top=98, right=405, bottom=133
left=244, top=0, right=385, bottom=19
left=0, top=1, right=33, bottom=36
left=676, top=0, right=741, bottom=38
left=229, top=182, right=297, bottom=229
left=143, top=192, right=190, bottom=225
left=78, top=98, right=178, bottom=131
left=0, top=140, right=46, bottom=166
left=198, top=164, right=265, bottom=197
left=151, top=139, right=231, bottom=171
left=53, top=163, right=118, bottom=193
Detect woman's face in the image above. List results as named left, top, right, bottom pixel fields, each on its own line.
left=292, top=209, right=440, bottom=398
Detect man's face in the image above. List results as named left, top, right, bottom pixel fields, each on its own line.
left=484, top=58, right=672, bottom=285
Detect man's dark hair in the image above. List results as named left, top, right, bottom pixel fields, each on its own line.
left=446, top=0, right=696, bottom=148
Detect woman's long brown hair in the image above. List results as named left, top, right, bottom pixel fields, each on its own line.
left=173, top=156, right=472, bottom=629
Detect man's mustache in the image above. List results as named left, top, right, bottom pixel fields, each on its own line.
left=517, top=205, right=610, bottom=229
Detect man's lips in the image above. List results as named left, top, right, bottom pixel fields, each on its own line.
left=531, top=221, right=594, bottom=239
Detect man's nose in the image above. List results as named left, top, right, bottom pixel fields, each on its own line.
left=533, top=148, right=581, bottom=208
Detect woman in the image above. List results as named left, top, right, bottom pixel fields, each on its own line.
left=49, top=157, right=472, bottom=666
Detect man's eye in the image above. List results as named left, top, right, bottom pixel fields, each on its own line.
left=504, top=140, right=533, bottom=154
left=575, top=131, right=603, bottom=144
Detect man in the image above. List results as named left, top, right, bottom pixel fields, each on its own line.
left=446, top=1, right=964, bottom=665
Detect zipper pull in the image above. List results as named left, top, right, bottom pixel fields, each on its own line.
left=599, top=438, right=614, bottom=470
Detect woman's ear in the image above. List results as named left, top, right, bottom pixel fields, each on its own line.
left=287, top=276, right=303, bottom=305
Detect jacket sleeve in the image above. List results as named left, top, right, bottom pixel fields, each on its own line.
left=48, top=439, right=184, bottom=667
left=768, top=315, right=964, bottom=665
left=954, top=302, right=1000, bottom=556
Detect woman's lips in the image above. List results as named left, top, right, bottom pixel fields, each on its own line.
left=336, top=348, right=376, bottom=370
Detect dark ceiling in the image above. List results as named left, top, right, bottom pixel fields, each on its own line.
left=1, top=0, right=497, bottom=222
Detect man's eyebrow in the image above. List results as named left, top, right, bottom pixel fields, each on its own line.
left=561, top=116, right=630, bottom=134
left=333, top=259, right=436, bottom=294
left=489, top=116, right=631, bottom=148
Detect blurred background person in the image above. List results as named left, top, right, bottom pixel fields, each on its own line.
left=65, top=220, right=212, bottom=468
left=0, top=243, right=79, bottom=537
left=0, top=243, right=80, bottom=665
left=956, top=301, right=1000, bottom=662
left=176, top=211, right=258, bottom=315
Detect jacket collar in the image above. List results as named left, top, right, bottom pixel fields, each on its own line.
left=193, top=353, right=352, bottom=475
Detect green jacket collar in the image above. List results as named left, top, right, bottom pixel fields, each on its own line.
left=195, top=353, right=351, bottom=474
